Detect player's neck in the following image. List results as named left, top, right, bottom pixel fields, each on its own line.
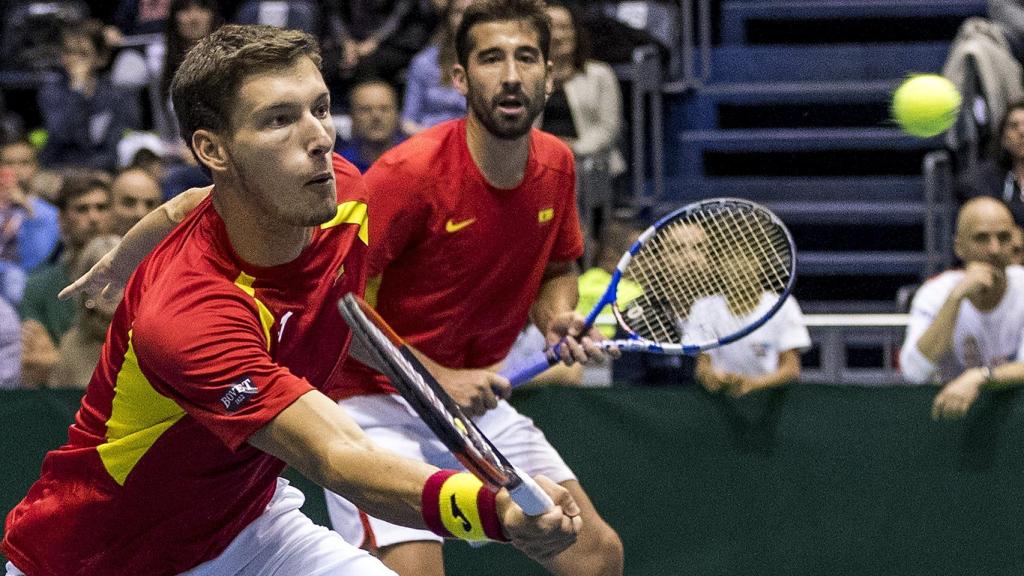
left=211, top=186, right=311, bottom=268
left=465, top=114, right=529, bottom=189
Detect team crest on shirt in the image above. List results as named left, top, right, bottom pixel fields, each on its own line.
left=751, top=343, right=769, bottom=358
left=220, top=377, right=259, bottom=413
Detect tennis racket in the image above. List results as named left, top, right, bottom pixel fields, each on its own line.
left=337, top=293, right=553, bottom=516
left=501, top=197, right=797, bottom=386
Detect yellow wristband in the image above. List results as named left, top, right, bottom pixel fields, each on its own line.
left=438, top=473, right=489, bottom=541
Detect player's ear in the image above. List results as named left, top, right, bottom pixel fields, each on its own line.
left=452, top=64, right=469, bottom=97
left=191, top=129, right=228, bottom=175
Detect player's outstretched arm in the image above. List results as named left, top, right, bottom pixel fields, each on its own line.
left=248, top=389, right=580, bottom=555
left=58, top=186, right=212, bottom=301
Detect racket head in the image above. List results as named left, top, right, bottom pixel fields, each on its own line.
left=608, top=198, right=797, bottom=353
left=338, top=293, right=518, bottom=492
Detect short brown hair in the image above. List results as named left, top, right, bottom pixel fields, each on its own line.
left=171, top=24, right=322, bottom=145
left=455, top=0, right=551, bottom=70
left=56, top=170, right=111, bottom=212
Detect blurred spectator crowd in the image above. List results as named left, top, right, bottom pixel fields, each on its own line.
left=0, top=0, right=654, bottom=390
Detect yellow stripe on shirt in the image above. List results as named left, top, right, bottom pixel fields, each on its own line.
left=321, top=200, right=369, bottom=245
left=98, top=331, right=186, bottom=486
left=234, top=271, right=276, bottom=350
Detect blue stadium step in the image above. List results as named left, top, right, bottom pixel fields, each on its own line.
left=676, top=80, right=899, bottom=130
left=799, top=251, right=928, bottom=275
left=662, top=176, right=923, bottom=203
left=675, top=127, right=941, bottom=177
left=675, top=79, right=901, bottom=130
left=707, top=43, right=949, bottom=83
left=722, top=0, right=986, bottom=44
left=766, top=200, right=925, bottom=225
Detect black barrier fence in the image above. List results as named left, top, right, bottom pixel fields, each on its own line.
left=2, top=386, right=1024, bottom=575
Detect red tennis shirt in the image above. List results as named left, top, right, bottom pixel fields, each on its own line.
left=336, top=118, right=584, bottom=399
left=3, top=154, right=369, bottom=575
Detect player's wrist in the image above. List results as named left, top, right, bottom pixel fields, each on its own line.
left=421, top=470, right=508, bottom=542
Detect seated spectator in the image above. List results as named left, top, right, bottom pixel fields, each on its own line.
left=112, top=0, right=221, bottom=151
left=1, top=139, right=61, bottom=273
left=962, top=100, right=1024, bottom=224
left=323, top=0, right=441, bottom=104
left=401, top=0, right=470, bottom=134
left=38, top=20, right=141, bottom=172
left=338, top=80, right=406, bottom=173
left=48, top=234, right=121, bottom=389
left=543, top=2, right=626, bottom=238
left=0, top=166, right=29, bottom=304
left=19, top=171, right=112, bottom=386
left=117, top=131, right=168, bottom=182
left=110, top=167, right=162, bottom=236
left=690, top=250, right=811, bottom=398
left=900, top=198, right=1024, bottom=419
left=0, top=294, right=19, bottom=389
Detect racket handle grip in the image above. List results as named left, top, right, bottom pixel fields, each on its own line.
left=508, top=473, right=555, bottom=516
left=499, top=349, right=556, bottom=388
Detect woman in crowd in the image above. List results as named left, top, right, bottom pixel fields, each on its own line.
left=401, top=0, right=471, bottom=134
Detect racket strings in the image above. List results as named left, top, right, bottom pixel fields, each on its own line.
left=620, top=201, right=793, bottom=345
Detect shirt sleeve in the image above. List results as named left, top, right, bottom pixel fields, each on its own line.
left=132, top=287, right=314, bottom=451
left=775, top=297, right=812, bottom=353
left=899, top=283, right=942, bottom=384
left=364, top=161, right=431, bottom=277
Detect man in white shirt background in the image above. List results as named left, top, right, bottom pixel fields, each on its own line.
left=899, top=196, right=1024, bottom=420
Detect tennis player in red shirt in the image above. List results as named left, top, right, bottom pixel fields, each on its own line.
left=3, top=24, right=580, bottom=576
left=325, top=2, right=625, bottom=575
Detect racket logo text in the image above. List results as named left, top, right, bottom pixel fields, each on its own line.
left=445, top=218, right=476, bottom=233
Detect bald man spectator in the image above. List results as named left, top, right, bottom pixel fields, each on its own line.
left=338, top=80, right=406, bottom=173
left=899, top=197, right=1024, bottom=419
left=110, top=168, right=161, bottom=236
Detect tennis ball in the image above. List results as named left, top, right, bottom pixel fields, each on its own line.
left=891, top=74, right=961, bottom=138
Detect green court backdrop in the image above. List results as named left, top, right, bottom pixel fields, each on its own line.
left=2, top=385, right=1024, bottom=575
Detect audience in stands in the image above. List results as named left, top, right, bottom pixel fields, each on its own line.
left=690, top=251, right=811, bottom=398
left=158, top=0, right=221, bottom=148
left=542, top=1, right=626, bottom=243
left=0, top=165, right=29, bottom=304
left=338, top=80, right=406, bottom=173
left=19, top=171, right=112, bottom=386
left=110, top=167, right=162, bottom=236
left=1, top=139, right=61, bottom=274
left=962, top=100, right=1024, bottom=225
left=47, top=234, right=121, bottom=389
left=900, top=198, right=1024, bottom=419
left=401, top=0, right=470, bottom=134
left=323, top=0, right=442, bottom=104
left=39, top=20, right=140, bottom=172
left=0, top=294, right=20, bottom=389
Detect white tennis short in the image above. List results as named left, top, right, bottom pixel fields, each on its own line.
left=325, top=395, right=576, bottom=549
left=7, top=478, right=397, bottom=576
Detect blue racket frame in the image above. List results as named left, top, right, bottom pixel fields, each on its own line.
left=500, top=198, right=797, bottom=387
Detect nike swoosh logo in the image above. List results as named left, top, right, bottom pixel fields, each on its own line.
left=445, top=218, right=476, bottom=233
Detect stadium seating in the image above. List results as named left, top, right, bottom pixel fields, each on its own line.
left=661, top=0, right=987, bottom=312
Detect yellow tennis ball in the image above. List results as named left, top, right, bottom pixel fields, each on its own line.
left=891, top=74, right=961, bottom=138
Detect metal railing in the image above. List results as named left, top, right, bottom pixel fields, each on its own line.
left=922, top=149, right=956, bottom=277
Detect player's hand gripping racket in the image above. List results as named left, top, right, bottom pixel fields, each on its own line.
left=501, top=197, right=797, bottom=386
left=338, top=293, right=553, bottom=516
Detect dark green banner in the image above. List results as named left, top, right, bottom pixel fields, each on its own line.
left=3, top=386, right=1024, bottom=575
